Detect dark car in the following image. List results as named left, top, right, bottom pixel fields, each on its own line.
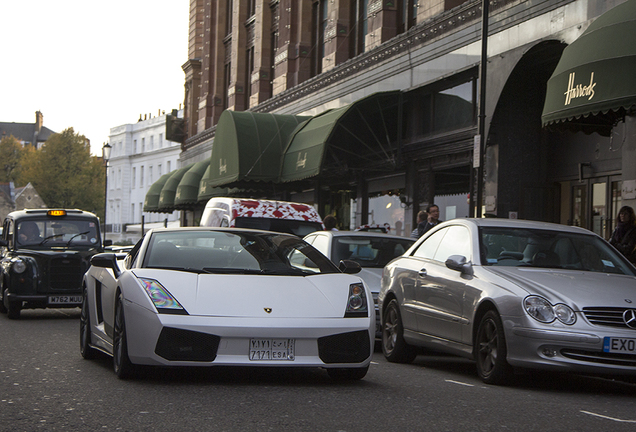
left=0, top=209, right=110, bottom=319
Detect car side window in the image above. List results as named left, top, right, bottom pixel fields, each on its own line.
left=7, top=219, right=14, bottom=248
left=412, top=228, right=447, bottom=259
left=124, top=238, right=144, bottom=269
left=433, top=225, right=471, bottom=263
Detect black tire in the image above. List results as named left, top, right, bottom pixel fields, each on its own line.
left=327, top=366, right=369, bottom=381
left=475, top=310, right=512, bottom=385
left=79, top=289, right=98, bottom=360
left=0, top=287, right=8, bottom=314
left=6, top=288, right=21, bottom=320
left=382, top=299, right=417, bottom=363
left=113, top=294, right=136, bottom=379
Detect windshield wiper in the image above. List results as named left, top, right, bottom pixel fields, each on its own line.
left=66, top=231, right=90, bottom=246
left=260, top=267, right=311, bottom=276
left=201, top=267, right=264, bottom=275
left=39, top=234, right=66, bottom=245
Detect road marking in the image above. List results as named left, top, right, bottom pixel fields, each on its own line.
left=371, top=361, right=379, bottom=365
left=445, top=379, right=474, bottom=387
left=581, top=410, right=636, bottom=423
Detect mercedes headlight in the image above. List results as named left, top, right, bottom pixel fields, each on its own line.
left=524, top=295, right=576, bottom=325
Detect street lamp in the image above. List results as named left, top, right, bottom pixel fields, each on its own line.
left=102, top=142, right=112, bottom=243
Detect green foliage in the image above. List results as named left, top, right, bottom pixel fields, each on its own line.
left=18, top=128, right=106, bottom=220
left=0, top=135, right=24, bottom=183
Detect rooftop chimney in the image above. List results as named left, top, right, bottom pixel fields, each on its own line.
left=35, top=111, right=43, bottom=132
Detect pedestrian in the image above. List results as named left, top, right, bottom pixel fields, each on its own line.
left=411, top=211, right=426, bottom=238
left=417, top=204, right=443, bottom=238
left=323, top=215, right=339, bottom=231
left=609, top=205, right=636, bottom=264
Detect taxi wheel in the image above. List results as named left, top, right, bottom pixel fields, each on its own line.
left=113, top=295, right=136, bottom=379
left=5, top=289, right=21, bottom=320
left=0, top=288, right=7, bottom=314
left=327, top=366, right=369, bottom=381
left=475, top=310, right=512, bottom=385
left=80, top=290, right=98, bottom=360
left=382, top=299, right=417, bottom=363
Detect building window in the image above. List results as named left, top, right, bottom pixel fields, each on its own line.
left=150, top=135, right=154, bottom=151
left=226, top=0, right=233, bottom=36
left=246, top=21, right=255, bottom=107
left=350, top=0, right=369, bottom=56
left=247, top=0, right=256, bottom=17
left=312, top=0, right=328, bottom=76
left=117, top=168, right=122, bottom=189
left=140, top=166, right=144, bottom=187
left=398, top=0, right=418, bottom=34
left=158, top=164, right=162, bottom=177
left=159, top=133, right=163, bottom=148
left=133, top=139, right=137, bottom=153
left=403, top=73, right=477, bottom=140
left=131, top=203, right=135, bottom=223
left=139, top=202, right=143, bottom=223
left=149, top=165, right=153, bottom=185
left=167, top=161, right=171, bottom=172
left=270, top=1, right=279, bottom=97
left=224, top=26, right=232, bottom=110
left=142, top=138, right=145, bottom=153
left=132, top=167, right=136, bottom=188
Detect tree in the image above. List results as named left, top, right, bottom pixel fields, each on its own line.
left=18, top=128, right=106, bottom=219
left=0, top=135, right=24, bottom=183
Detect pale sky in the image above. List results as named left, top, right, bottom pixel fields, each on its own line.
left=0, top=1, right=189, bottom=156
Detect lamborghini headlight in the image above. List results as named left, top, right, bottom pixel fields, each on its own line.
left=524, top=295, right=576, bottom=325
left=138, top=277, right=187, bottom=314
left=345, top=283, right=368, bottom=317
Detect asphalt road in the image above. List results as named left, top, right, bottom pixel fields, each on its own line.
left=2, top=308, right=636, bottom=432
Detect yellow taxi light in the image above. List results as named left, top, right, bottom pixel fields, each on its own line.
left=47, top=210, right=67, bottom=217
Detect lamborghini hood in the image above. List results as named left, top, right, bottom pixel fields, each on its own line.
left=132, top=269, right=365, bottom=318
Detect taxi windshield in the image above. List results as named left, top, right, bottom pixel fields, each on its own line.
left=17, top=218, right=100, bottom=248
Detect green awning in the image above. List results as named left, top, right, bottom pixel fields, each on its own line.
left=542, top=0, right=636, bottom=134
left=201, top=110, right=310, bottom=190
left=143, top=173, right=172, bottom=212
left=157, top=165, right=192, bottom=212
left=174, top=160, right=210, bottom=208
left=281, top=91, right=401, bottom=182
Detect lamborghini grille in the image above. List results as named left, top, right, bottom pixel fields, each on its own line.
left=318, top=330, right=370, bottom=364
left=155, top=327, right=220, bottom=362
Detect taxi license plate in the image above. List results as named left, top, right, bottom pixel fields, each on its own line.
left=49, top=296, right=82, bottom=305
left=249, top=338, right=295, bottom=361
left=603, top=337, right=636, bottom=354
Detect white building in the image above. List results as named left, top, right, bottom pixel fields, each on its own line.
left=106, top=110, right=183, bottom=244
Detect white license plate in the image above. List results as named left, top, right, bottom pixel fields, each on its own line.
left=49, top=296, right=82, bottom=305
left=249, top=338, right=295, bottom=361
left=603, top=337, right=636, bottom=354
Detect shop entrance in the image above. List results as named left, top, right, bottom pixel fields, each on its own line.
left=565, top=176, right=622, bottom=239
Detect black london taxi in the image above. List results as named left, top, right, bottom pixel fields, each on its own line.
left=0, top=209, right=110, bottom=319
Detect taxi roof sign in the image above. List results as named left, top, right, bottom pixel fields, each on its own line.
left=47, top=210, right=67, bottom=217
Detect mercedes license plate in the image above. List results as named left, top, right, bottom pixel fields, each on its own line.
left=603, top=337, right=636, bottom=354
left=49, top=296, right=82, bottom=305
left=249, top=338, right=295, bottom=361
